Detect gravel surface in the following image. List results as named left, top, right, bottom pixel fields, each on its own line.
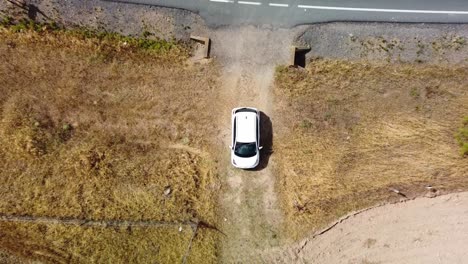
left=0, top=0, right=209, bottom=40
left=264, top=192, right=468, bottom=264
left=211, top=26, right=299, bottom=263
left=297, top=22, right=468, bottom=64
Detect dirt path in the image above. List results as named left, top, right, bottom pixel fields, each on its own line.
left=264, top=192, right=468, bottom=264
left=210, top=26, right=300, bottom=262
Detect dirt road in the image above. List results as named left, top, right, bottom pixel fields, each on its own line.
left=210, top=26, right=301, bottom=262
left=264, top=192, right=468, bottom=264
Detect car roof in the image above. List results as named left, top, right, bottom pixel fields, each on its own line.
left=235, top=111, right=257, bottom=143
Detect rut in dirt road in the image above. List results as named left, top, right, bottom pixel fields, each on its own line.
left=210, top=26, right=303, bottom=262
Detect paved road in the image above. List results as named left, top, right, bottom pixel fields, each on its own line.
left=104, top=0, right=468, bottom=27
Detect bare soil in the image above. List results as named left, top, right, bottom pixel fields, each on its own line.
left=210, top=26, right=302, bottom=262
left=265, top=192, right=468, bottom=264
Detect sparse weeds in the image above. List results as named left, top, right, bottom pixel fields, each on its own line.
left=300, top=119, right=314, bottom=130
left=416, top=40, right=425, bottom=56
left=451, top=36, right=466, bottom=50
left=0, top=16, right=13, bottom=27
left=455, top=116, right=468, bottom=156
left=410, top=87, right=420, bottom=98
left=357, top=36, right=403, bottom=60
left=0, top=18, right=186, bottom=57
left=431, top=34, right=467, bottom=54
left=354, top=34, right=465, bottom=63
left=67, top=28, right=179, bottom=54
left=1, top=17, right=58, bottom=32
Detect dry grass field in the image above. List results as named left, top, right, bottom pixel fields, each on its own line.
left=274, top=60, right=468, bottom=238
left=3, top=17, right=468, bottom=262
left=0, top=23, right=220, bottom=263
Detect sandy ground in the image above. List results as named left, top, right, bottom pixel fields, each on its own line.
left=265, top=192, right=468, bottom=264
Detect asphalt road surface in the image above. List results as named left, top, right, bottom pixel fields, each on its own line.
left=104, top=0, right=468, bottom=27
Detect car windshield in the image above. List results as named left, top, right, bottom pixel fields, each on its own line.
left=234, top=142, right=257, bottom=158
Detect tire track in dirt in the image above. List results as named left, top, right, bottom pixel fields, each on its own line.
left=211, top=26, right=302, bottom=263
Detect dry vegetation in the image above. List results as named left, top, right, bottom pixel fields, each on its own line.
left=456, top=116, right=468, bottom=156
left=0, top=222, right=194, bottom=263
left=274, top=60, right=468, bottom=238
left=0, top=24, right=220, bottom=263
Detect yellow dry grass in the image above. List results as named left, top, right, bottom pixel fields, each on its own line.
left=0, top=222, right=192, bottom=263
left=274, top=60, right=468, bottom=239
left=0, top=26, right=220, bottom=263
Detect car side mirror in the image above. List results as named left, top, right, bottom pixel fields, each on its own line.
left=259, top=146, right=263, bottom=150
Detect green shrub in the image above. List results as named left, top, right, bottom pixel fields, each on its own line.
left=455, top=116, right=468, bottom=156
left=410, top=87, right=420, bottom=98
left=68, top=28, right=177, bottom=53
left=0, top=16, right=13, bottom=26
left=1, top=17, right=59, bottom=32
left=1, top=18, right=179, bottom=54
left=0, top=95, right=68, bottom=158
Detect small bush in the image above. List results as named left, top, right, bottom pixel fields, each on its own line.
left=455, top=116, right=468, bottom=156
left=0, top=95, right=70, bottom=158
left=300, top=119, right=313, bottom=130
left=67, top=28, right=179, bottom=53
left=0, top=16, right=13, bottom=26
left=7, top=18, right=57, bottom=33
left=410, top=87, right=420, bottom=98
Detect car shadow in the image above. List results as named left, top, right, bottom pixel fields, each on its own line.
left=250, top=111, right=273, bottom=171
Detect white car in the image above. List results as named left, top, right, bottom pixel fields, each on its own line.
left=230, top=107, right=263, bottom=169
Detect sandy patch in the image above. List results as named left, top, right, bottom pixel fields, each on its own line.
left=265, top=192, right=468, bottom=264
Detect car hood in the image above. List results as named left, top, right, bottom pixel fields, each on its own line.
left=232, top=153, right=259, bottom=169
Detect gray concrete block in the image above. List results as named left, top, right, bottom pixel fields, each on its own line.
left=290, top=45, right=311, bottom=67
left=190, top=35, right=211, bottom=58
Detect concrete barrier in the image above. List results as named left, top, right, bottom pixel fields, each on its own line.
left=290, top=45, right=311, bottom=67
left=190, top=35, right=211, bottom=59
